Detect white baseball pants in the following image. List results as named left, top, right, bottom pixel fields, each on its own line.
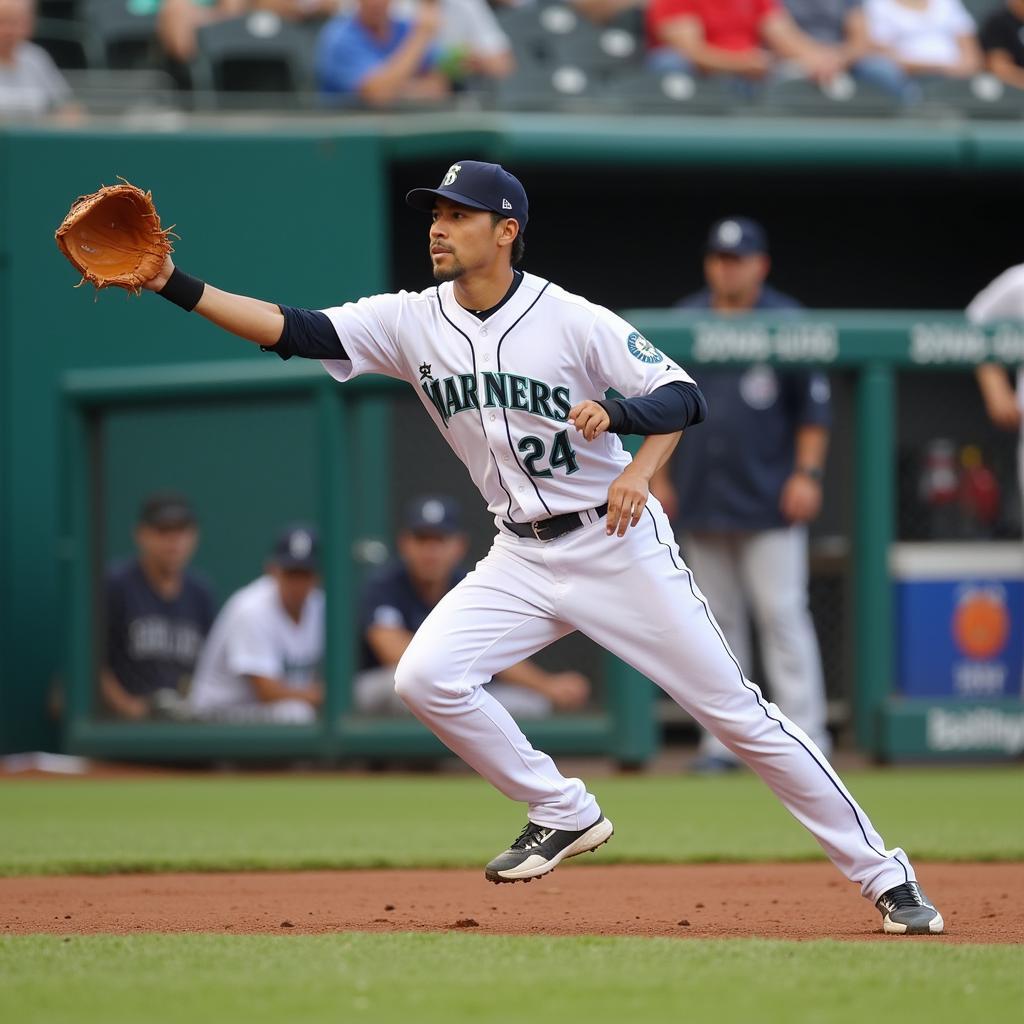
left=394, top=499, right=915, bottom=902
left=680, top=526, right=831, bottom=762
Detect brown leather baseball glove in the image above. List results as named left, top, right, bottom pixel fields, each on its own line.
left=55, top=180, right=174, bottom=295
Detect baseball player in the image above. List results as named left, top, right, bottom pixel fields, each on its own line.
left=139, top=159, right=942, bottom=934
left=188, top=525, right=324, bottom=724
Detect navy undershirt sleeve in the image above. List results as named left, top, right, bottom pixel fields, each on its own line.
left=597, top=381, right=707, bottom=436
left=264, top=306, right=348, bottom=361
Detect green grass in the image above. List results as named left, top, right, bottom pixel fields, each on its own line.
left=1, top=767, right=1021, bottom=875
left=0, top=933, right=1020, bottom=1024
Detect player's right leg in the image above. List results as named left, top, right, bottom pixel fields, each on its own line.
left=393, top=532, right=600, bottom=833
left=558, top=499, right=931, bottom=924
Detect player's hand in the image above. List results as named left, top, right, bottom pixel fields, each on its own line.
left=801, top=48, right=844, bottom=84
left=415, top=0, right=442, bottom=36
left=606, top=466, right=650, bottom=537
left=539, top=671, right=590, bottom=711
left=120, top=694, right=150, bottom=721
left=780, top=472, right=822, bottom=523
left=142, top=253, right=175, bottom=292
left=983, top=391, right=1022, bottom=431
left=738, top=49, right=773, bottom=78
left=568, top=401, right=610, bottom=442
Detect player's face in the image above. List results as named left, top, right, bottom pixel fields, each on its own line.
left=704, top=252, right=769, bottom=306
left=0, top=0, right=32, bottom=53
left=429, top=198, right=504, bottom=282
left=398, top=530, right=468, bottom=585
left=272, top=566, right=319, bottom=619
left=135, top=524, right=198, bottom=577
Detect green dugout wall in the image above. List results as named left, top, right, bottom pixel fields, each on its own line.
left=2, top=114, right=1022, bottom=757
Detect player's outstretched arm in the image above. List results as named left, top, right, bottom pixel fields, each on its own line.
left=144, top=255, right=285, bottom=349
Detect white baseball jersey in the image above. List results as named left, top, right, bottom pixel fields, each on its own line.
left=967, top=262, right=1024, bottom=405
left=188, top=575, right=323, bottom=712
left=318, top=272, right=696, bottom=524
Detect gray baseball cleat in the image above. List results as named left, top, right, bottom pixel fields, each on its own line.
left=485, top=815, right=614, bottom=883
left=875, top=882, right=944, bottom=934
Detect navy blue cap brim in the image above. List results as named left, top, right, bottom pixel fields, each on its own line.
left=274, top=557, right=319, bottom=572
left=406, top=187, right=502, bottom=216
left=706, top=244, right=766, bottom=256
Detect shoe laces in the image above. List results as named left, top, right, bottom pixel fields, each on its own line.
left=510, top=822, right=548, bottom=851
left=885, top=882, right=925, bottom=909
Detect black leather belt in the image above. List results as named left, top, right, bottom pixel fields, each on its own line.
left=503, top=503, right=609, bottom=542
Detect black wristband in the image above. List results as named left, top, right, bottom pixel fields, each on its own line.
left=796, top=466, right=824, bottom=482
left=158, top=267, right=205, bottom=312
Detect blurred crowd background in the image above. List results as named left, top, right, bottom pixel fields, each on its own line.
left=2, top=0, right=1023, bottom=119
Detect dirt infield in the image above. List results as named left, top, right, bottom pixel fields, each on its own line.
left=3, top=863, right=1020, bottom=943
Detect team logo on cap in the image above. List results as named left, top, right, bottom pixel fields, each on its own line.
left=421, top=500, right=446, bottom=524
left=441, top=164, right=462, bottom=187
left=289, top=530, right=313, bottom=559
left=627, top=331, right=664, bottom=364
left=717, top=220, right=743, bottom=246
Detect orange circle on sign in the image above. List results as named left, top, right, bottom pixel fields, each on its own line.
left=952, top=593, right=1010, bottom=660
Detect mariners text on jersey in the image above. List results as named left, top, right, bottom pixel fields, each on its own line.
left=421, top=369, right=572, bottom=428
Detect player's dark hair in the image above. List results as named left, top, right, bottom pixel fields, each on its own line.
left=491, top=213, right=525, bottom=267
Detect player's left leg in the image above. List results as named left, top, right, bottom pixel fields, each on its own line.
left=740, top=526, right=831, bottom=755
left=393, top=531, right=613, bottom=882
left=393, top=532, right=598, bottom=831
left=556, top=498, right=939, bottom=929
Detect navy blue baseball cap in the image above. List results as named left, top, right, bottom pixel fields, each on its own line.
left=406, top=160, right=529, bottom=231
left=706, top=217, right=768, bottom=256
left=138, top=492, right=196, bottom=529
left=271, top=524, right=319, bottom=572
left=403, top=495, right=462, bottom=536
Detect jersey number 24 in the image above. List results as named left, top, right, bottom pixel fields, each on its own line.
left=517, top=430, right=579, bottom=478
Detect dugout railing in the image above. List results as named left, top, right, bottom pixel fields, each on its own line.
left=60, top=311, right=1024, bottom=763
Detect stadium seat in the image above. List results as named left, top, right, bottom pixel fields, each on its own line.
left=494, top=63, right=603, bottom=110
left=544, top=18, right=643, bottom=79
left=605, top=68, right=740, bottom=113
left=960, top=0, right=996, bottom=23
left=920, top=75, right=1024, bottom=118
left=62, top=68, right=183, bottom=113
left=495, top=4, right=550, bottom=69
left=190, top=12, right=315, bottom=99
left=32, top=17, right=104, bottom=70
left=82, top=0, right=158, bottom=70
left=762, top=74, right=899, bottom=116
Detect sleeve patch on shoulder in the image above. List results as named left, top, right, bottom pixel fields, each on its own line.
left=627, top=331, right=664, bottom=364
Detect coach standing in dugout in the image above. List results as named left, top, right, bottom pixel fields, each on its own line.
left=652, top=217, right=833, bottom=774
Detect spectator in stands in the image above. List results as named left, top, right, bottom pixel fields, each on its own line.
left=429, top=0, right=516, bottom=81
left=0, top=0, right=74, bottom=118
left=157, top=0, right=248, bottom=64
left=189, top=524, right=324, bottom=723
left=865, top=0, right=982, bottom=79
left=979, top=0, right=1024, bottom=87
left=316, top=0, right=450, bottom=103
left=354, top=496, right=591, bottom=718
left=783, top=0, right=912, bottom=97
left=645, top=0, right=847, bottom=89
left=101, top=493, right=215, bottom=720
left=650, top=218, right=833, bottom=774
